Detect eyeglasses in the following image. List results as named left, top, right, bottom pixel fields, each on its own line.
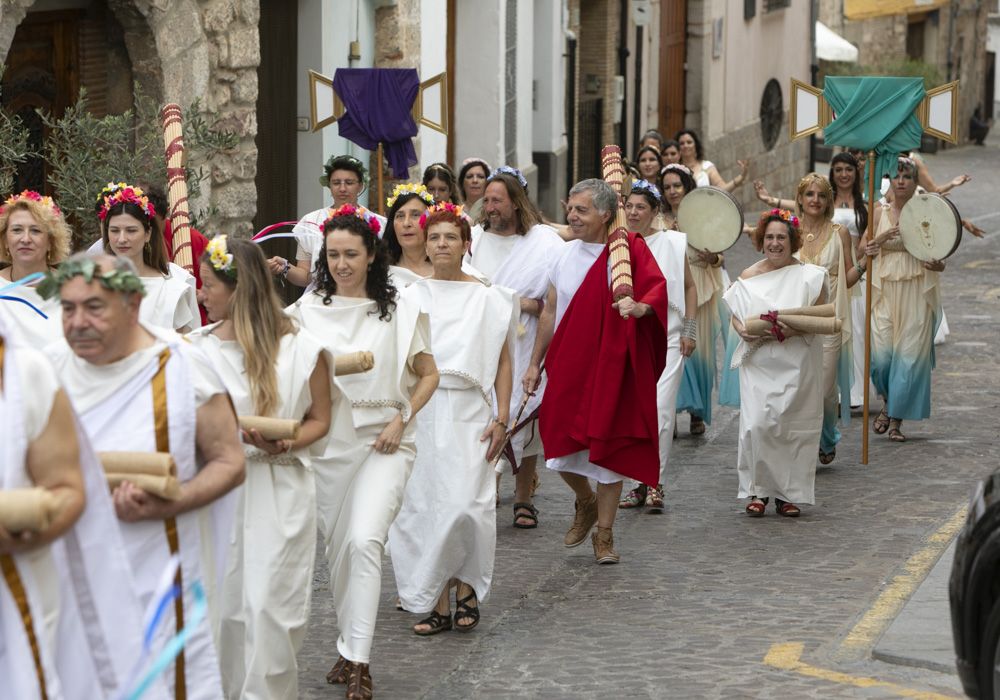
left=329, top=180, right=360, bottom=188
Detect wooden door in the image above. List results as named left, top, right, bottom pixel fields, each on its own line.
left=1, top=11, right=81, bottom=193
left=657, top=0, right=686, bottom=139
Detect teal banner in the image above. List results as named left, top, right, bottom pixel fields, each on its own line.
left=823, top=76, right=925, bottom=189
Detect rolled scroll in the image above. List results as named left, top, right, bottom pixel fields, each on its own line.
left=160, top=104, right=194, bottom=273
left=744, top=314, right=843, bottom=336
left=770, top=303, right=835, bottom=318
left=599, top=145, right=635, bottom=301
left=239, top=416, right=301, bottom=441
left=0, top=488, right=59, bottom=533
left=99, top=451, right=181, bottom=501
left=334, top=351, right=375, bottom=376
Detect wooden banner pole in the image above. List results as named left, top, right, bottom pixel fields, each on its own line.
left=375, top=143, right=385, bottom=217
left=861, top=149, right=877, bottom=465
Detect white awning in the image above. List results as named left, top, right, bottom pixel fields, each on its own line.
left=816, top=21, right=859, bottom=63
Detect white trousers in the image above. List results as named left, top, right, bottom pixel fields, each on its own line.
left=315, top=425, right=414, bottom=664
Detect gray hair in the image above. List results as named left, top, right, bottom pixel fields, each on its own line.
left=568, top=179, right=618, bottom=216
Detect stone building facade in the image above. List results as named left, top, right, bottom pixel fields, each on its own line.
left=820, top=0, right=996, bottom=144
left=0, top=0, right=260, bottom=236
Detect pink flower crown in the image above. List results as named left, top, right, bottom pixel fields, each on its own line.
left=1, top=190, right=61, bottom=217
left=322, top=203, right=382, bottom=235
left=418, top=201, right=471, bottom=230
left=763, top=208, right=800, bottom=229
left=97, top=182, right=156, bottom=221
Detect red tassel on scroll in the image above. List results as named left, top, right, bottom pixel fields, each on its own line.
left=160, top=104, right=194, bottom=273
left=599, top=145, right=634, bottom=301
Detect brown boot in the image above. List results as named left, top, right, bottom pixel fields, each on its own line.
left=592, top=526, right=620, bottom=564
left=563, top=495, right=598, bottom=547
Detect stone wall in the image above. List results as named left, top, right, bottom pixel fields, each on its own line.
left=704, top=117, right=810, bottom=219
left=1, top=0, right=261, bottom=236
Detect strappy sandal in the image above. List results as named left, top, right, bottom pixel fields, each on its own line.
left=873, top=407, right=890, bottom=434
left=819, top=448, right=836, bottom=465
left=887, top=419, right=906, bottom=443
left=454, top=590, right=480, bottom=632
left=745, top=496, right=768, bottom=517
left=690, top=416, right=706, bottom=435
left=776, top=499, right=801, bottom=517
left=512, top=502, right=538, bottom=529
left=618, top=484, right=647, bottom=509
left=326, top=655, right=349, bottom=684
left=345, top=661, right=373, bottom=699
left=413, top=610, right=452, bottom=636
left=644, top=484, right=664, bottom=513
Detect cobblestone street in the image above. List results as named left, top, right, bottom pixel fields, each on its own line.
left=298, top=139, right=1000, bottom=699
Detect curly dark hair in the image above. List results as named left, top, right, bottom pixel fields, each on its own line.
left=381, top=191, right=430, bottom=265
left=314, top=214, right=397, bottom=321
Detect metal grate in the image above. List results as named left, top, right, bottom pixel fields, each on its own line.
left=763, top=0, right=790, bottom=11
left=504, top=0, right=517, bottom=165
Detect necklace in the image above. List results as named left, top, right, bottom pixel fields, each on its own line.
left=801, top=221, right=827, bottom=244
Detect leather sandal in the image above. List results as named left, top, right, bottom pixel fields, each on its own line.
left=454, top=590, right=480, bottom=632
left=345, top=661, right=373, bottom=699
left=326, top=655, right=349, bottom=684
left=512, top=502, right=539, bottom=528
left=776, top=499, right=801, bottom=517
left=618, top=484, right=647, bottom=509
left=887, top=419, right=906, bottom=442
left=413, top=610, right=452, bottom=636
left=745, top=496, right=768, bottom=517
left=690, top=416, right=706, bottom=435
left=819, top=448, right=836, bottom=465
left=873, top=407, right=890, bottom=434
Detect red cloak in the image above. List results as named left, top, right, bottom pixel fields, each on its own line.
left=539, top=232, right=668, bottom=486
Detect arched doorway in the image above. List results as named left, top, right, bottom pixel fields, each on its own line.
left=0, top=0, right=151, bottom=192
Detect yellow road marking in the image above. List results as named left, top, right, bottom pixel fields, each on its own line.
left=765, top=642, right=960, bottom=699
left=963, top=259, right=1000, bottom=269
left=837, top=505, right=967, bottom=659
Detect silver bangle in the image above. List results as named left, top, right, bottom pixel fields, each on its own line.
left=682, top=318, right=698, bottom=341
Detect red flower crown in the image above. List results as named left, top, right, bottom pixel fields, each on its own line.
left=761, top=208, right=800, bottom=230
left=1, top=190, right=61, bottom=217
left=97, top=182, right=156, bottom=221
left=418, top=201, right=470, bottom=230
left=322, top=203, right=381, bottom=235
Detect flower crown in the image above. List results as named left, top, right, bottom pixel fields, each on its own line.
left=0, top=190, right=61, bottom=217
left=418, top=201, right=471, bottom=230
left=96, top=182, right=156, bottom=221
left=630, top=179, right=662, bottom=203
left=322, top=203, right=382, bottom=236
left=386, top=182, right=435, bottom=209
left=897, top=155, right=917, bottom=172
left=762, top=208, right=800, bottom=229
left=660, top=163, right=692, bottom=177
left=37, top=256, right=146, bottom=301
left=206, top=235, right=236, bottom=278
left=488, top=166, right=528, bottom=189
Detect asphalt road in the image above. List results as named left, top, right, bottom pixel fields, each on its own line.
left=298, top=136, right=999, bottom=699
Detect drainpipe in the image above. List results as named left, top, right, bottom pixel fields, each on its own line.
left=809, top=0, right=818, bottom=172
left=618, top=0, right=629, bottom=149
left=633, top=24, right=644, bottom=157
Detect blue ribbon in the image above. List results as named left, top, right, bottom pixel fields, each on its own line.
left=0, top=273, right=48, bottom=318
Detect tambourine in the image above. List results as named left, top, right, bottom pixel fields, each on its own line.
left=676, top=187, right=744, bottom=253
left=899, top=193, right=962, bottom=261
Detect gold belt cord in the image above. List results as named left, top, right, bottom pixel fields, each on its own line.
left=152, top=348, right=186, bottom=700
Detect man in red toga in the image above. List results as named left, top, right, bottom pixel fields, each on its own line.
left=523, top=179, right=667, bottom=564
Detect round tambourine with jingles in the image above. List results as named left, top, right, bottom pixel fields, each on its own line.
left=676, top=186, right=744, bottom=253
left=898, top=192, right=962, bottom=262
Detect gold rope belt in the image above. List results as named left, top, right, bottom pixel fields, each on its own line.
left=0, top=339, right=49, bottom=698
left=152, top=348, right=186, bottom=700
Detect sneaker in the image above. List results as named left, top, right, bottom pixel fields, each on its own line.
left=563, top=495, right=598, bottom=547
left=592, top=527, right=620, bottom=564
left=618, top=484, right=647, bottom=509
left=644, top=484, right=664, bottom=513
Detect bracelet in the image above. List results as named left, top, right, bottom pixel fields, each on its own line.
left=854, top=260, right=866, bottom=275
left=494, top=419, right=508, bottom=430
left=280, top=259, right=291, bottom=277
left=682, top=318, right=698, bottom=341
